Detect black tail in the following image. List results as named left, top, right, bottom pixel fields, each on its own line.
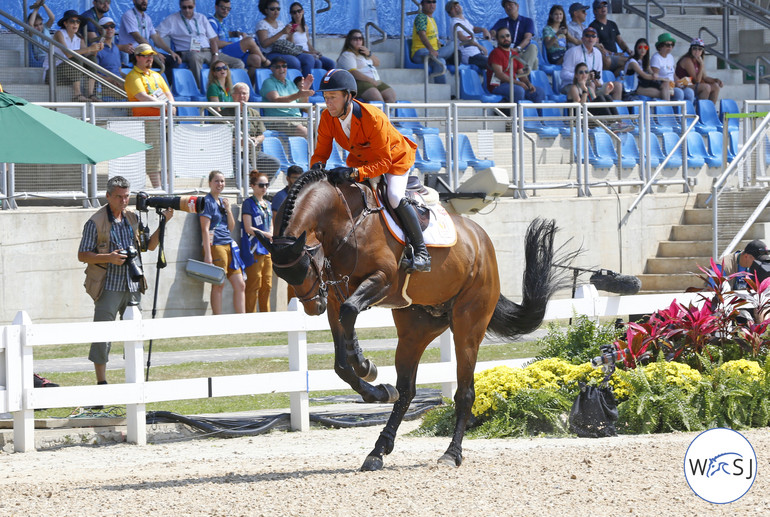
left=486, top=218, right=567, bottom=340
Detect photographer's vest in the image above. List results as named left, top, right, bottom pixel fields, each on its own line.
left=83, top=206, right=145, bottom=301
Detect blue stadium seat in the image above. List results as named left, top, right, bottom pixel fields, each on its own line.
left=684, top=131, right=707, bottom=168
left=706, top=131, right=732, bottom=165
left=414, top=146, right=442, bottom=173
left=254, top=69, right=273, bottom=95
left=623, top=72, right=637, bottom=93
left=200, top=68, right=209, bottom=97
left=613, top=103, right=639, bottom=135
left=695, top=99, right=722, bottom=135
left=729, top=130, right=741, bottom=159
left=593, top=131, right=637, bottom=168
left=601, top=70, right=616, bottom=84
left=171, top=68, right=206, bottom=101
left=308, top=68, right=326, bottom=103
left=520, top=101, right=559, bottom=138
left=392, top=102, right=439, bottom=136
left=551, top=71, right=565, bottom=98
left=288, top=136, right=309, bottom=169
left=457, top=134, right=495, bottom=170
left=651, top=105, right=680, bottom=134
left=541, top=105, right=572, bottom=137
left=537, top=42, right=560, bottom=77
left=647, top=133, right=671, bottom=168
left=422, top=133, right=468, bottom=172
left=460, top=68, right=502, bottom=102
left=719, top=98, right=740, bottom=132
left=585, top=133, right=613, bottom=168
left=261, top=136, right=292, bottom=172
left=175, top=105, right=201, bottom=123
left=229, top=68, right=260, bottom=102
left=661, top=132, right=684, bottom=169
left=404, top=39, right=423, bottom=70
left=326, top=141, right=347, bottom=168
left=620, top=133, right=641, bottom=166
left=287, top=68, right=302, bottom=83
left=530, top=70, right=565, bottom=102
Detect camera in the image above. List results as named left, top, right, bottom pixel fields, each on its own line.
left=124, top=245, right=144, bottom=281
left=136, top=191, right=205, bottom=214
left=750, top=260, right=770, bottom=283
left=589, top=70, right=598, bottom=80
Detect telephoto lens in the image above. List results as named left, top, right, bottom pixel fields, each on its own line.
left=136, top=192, right=205, bottom=214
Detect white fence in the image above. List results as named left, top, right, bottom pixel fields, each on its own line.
left=0, top=286, right=703, bottom=452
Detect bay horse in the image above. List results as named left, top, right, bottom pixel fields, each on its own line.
left=257, top=169, right=562, bottom=470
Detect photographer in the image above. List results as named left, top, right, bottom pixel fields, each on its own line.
left=715, top=240, right=770, bottom=291
left=78, top=176, right=173, bottom=386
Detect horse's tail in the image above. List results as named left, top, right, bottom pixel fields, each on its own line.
left=486, top=218, right=564, bottom=340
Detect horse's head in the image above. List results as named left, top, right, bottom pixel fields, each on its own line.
left=260, top=231, right=328, bottom=315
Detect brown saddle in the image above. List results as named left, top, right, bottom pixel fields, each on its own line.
left=375, top=177, right=430, bottom=232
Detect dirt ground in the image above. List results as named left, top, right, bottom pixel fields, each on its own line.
left=0, top=421, right=767, bottom=516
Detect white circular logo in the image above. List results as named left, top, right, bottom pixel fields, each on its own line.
left=684, top=428, right=757, bottom=504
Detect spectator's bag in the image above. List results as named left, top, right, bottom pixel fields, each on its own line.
left=568, top=382, right=618, bottom=437
left=271, top=39, right=303, bottom=56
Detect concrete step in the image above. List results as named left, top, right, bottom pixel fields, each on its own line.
left=0, top=33, right=24, bottom=52
left=645, top=255, right=714, bottom=274
left=658, top=240, right=714, bottom=256
left=683, top=208, right=711, bottom=224
left=670, top=224, right=714, bottom=241
left=0, top=66, right=45, bottom=84
left=638, top=273, right=704, bottom=292
left=0, top=48, right=21, bottom=68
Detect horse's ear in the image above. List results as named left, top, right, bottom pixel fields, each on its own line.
left=289, top=231, right=307, bottom=255
left=254, top=232, right=273, bottom=253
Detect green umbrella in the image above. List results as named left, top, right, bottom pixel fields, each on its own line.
left=0, top=91, right=151, bottom=165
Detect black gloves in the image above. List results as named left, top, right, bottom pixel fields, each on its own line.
left=310, top=162, right=325, bottom=170
left=327, top=166, right=359, bottom=185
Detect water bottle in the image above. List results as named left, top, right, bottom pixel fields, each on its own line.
left=590, top=348, right=626, bottom=367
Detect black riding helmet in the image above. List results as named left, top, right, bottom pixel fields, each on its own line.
left=319, top=69, right=358, bottom=96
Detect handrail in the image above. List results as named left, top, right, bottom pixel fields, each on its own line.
left=364, top=22, right=386, bottom=49
left=0, top=8, right=125, bottom=100
left=311, top=0, right=332, bottom=48
left=756, top=56, right=770, bottom=99
left=451, top=22, right=475, bottom=99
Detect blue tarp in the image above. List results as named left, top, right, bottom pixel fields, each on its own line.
left=9, top=0, right=599, bottom=43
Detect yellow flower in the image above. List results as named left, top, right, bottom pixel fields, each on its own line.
left=718, top=359, right=763, bottom=383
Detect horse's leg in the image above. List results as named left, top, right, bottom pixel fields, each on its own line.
left=361, top=305, right=449, bottom=471
left=333, top=271, right=398, bottom=403
left=329, top=322, right=377, bottom=382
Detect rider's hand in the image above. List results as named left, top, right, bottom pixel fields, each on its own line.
left=327, top=167, right=358, bottom=185
left=310, top=162, right=325, bottom=170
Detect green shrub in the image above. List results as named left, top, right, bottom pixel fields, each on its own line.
left=535, top=315, right=622, bottom=365
left=469, top=389, right=571, bottom=438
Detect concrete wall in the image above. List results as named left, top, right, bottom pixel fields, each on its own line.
left=0, top=192, right=693, bottom=325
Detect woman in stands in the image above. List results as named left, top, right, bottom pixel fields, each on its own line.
left=45, top=10, right=103, bottom=102
left=542, top=4, right=568, bottom=65
left=650, top=33, right=688, bottom=101
left=676, top=38, right=723, bottom=103
left=207, top=59, right=233, bottom=103
left=568, top=62, right=628, bottom=130
left=624, top=38, right=670, bottom=99
left=288, top=2, right=335, bottom=72
left=256, top=0, right=315, bottom=77
left=337, top=29, right=397, bottom=104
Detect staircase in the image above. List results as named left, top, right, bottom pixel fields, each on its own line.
left=639, top=189, right=770, bottom=292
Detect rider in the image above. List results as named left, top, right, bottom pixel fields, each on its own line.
left=310, top=68, right=431, bottom=273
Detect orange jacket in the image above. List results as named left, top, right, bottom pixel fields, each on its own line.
left=311, top=100, right=417, bottom=179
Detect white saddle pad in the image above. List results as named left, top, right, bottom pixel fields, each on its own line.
left=374, top=191, right=457, bottom=247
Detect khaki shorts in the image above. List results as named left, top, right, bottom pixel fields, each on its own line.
left=210, top=243, right=242, bottom=278
left=357, top=80, right=393, bottom=95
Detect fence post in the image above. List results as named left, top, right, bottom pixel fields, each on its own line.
left=439, top=329, right=456, bottom=399
left=124, top=306, right=146, bottom=445
left=12, top=311, right=34, bottom=452
left=287, top=298, right=309, bottom=431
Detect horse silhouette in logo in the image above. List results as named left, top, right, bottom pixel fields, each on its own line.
left=707, top=452, right=742, bottom=478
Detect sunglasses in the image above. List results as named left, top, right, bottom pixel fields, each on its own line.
left=663, top=42, right=674, bottom=47
left=250, top=181, right=269, bottom=187
left=577, top=70, right=590, bottom=75
left=272, top=63, right=288, bottom=68
left=692, top=46, right=704, bottom=50
left=214, top=65, right=228, bottom=71
left=583, top=33, right=597, bottom=38
left=290, top=9, right=303, bottom=14
left=103, top=24, right=116, bottom=28
left=351, top=36, right=363, bottom=40
left=268, top=6, right=281, bottom=11
left=637, top=44, right=648, bottom=50
left=424, top=0, right=437, bottom=3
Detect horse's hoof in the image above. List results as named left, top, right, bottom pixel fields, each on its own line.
left=359, top=359, right=378, bottom=382
left=360, top=455, right=384, bottom=471
left=437, top=453, right=462, bottom=467
left=381, top=383, right=399, bottom=403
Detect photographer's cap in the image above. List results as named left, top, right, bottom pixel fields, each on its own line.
left=569, top=3, right=590, bottom=14
left=744, top=240, right=770, bottom=261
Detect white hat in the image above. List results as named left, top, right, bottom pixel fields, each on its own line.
left=99, top=16, right=116, bottom=26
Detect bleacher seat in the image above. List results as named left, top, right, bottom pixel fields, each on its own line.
left=694, top=99, right=722, bottom=135
left=261, top=136, right=292, bottom=172
left=551, top=72, right=565, bottom=98
left=404, top=39, right=422, bottom=70
left=623, top=72, right=637, bottom=93
left=457, top=134, right=495, bottom=170
left=459, top=68, right=502, bottom=102
left=254, top=69, right=273, bottom=94
left=719, top=98, right=740, bottom=132
left=531, top=70, right=565, bottom=102
left=175, top=105, right=201, bottom=123
left=287, top=68, right=302, bottom=84
left=593, top=131, right=637, bottom=168
left=520, top=101, right=559, bottom=138
left=620, top=133, right=641, bottom=167
left=326, top=141, right=347, bottom=168
left=601, top=70, right=616, bottom=85
left=392, top=102, right=439, bottom=136
left=540, top=105, right=572, bottom=137
left=230, top=68, right=260, bottom=102
left=582, top=134, right=613, bottom=168
left=684, top=131, right=707, bottom=168
left=537, top=42, right=560, bottom=77
left=413, top=146, right=442, bottom=173
left=422, top=133, right=468, bottom=172
left=308, top=68, right=326, bottom=103
left=729, top=131, right=741, bottom=159
left=649, top=133, right=676, bottom=169
left=614, top=104, right=639, bottom=135
left=706, top=131, right=732, bottom=165
left=171, top=68, right=206, bottom=101
left=661, top=132, right=685, bottom=169
left=651, top=105, right=681, bottom=134
left=288, top=136, right=309, bottom=169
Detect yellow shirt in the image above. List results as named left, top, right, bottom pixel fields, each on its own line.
left=124, top=66, right=171, bottom=117
left=411, top=13, right=439, bottom=57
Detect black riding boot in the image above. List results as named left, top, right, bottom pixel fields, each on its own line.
left=394, top=199, right=431, bottom=273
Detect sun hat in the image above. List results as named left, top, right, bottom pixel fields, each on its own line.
left=656, top=33, right=676, bottom=47
left=57, top=10, right=82, bottom=28
left=134, top=43, right=157, bottom=56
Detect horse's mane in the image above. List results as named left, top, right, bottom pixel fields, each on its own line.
left=277, top=168, right=329, bottom=236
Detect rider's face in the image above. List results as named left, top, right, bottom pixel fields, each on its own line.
left=323, top=90, right=349, bottom=118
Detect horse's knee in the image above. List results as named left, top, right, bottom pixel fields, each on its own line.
left=339, top=302, right=359, bottom=330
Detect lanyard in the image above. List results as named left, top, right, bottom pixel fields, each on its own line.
left=582, top=45, right=597, bottom=71
left=135, top=67, right=161, bottom=93
left=181, top=13, right=201, bottom=36
left=509, top=18, right=520, bottom=43
left=251, top=197, right=271, bottom=228
left=133, top=8, right=146, bottom=35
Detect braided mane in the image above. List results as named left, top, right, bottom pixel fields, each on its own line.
left=277, top=168, right=329, bottom=236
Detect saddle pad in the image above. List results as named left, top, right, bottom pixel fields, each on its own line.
left=374, top=190, right=457, bottom=247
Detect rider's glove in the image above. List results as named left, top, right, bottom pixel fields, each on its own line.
left=327, top=166, right=359, bottom=185
left=310, top=162, right=325, bottom=170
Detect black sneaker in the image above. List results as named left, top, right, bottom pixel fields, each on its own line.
left=33, top=373, right=59, bottom=388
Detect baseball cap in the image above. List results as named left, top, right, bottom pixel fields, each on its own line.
left=99, top=16, right=115, bottom=26
left=744, top=240, right=770, bottom=261
left=445, top=0, right=460, bottom=14
left=690, top=37, right=705, bottom=47
left=592, top=0, right=608, bottom=9
left=134, top=43, right=157, bottom=56
left=569, top=3, right=590, bottom=14
left=582, top=27, right=598, bottom=37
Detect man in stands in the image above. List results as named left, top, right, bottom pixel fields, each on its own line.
left=258, top=57, right=313, bottom=137
left=208, top=0, right=270, bottom=82
left=486, top=28, right=544, bottom=103
left=445, top=0, right=490, bottom=70
left=231, top=82, right=281, bottom=177
left=560, top=27, right=621, bottom=100
left=490, top=0, right=538, bottom=72
left=157, top=0, right=244, bottom=89
left=410, top=0, right=455, bottom=84
left=589, top=0, right=631, bottom=75
left=566, top=3, right=589, bottom=49
left=124, top=43, right=176, bottom=188
left=80, top=0, right=111, bottom=43
left=121, top=0, right=182, bottom=88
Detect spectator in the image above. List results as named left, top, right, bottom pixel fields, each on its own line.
left=410, top=0, right=455, bottom=84
left=208, top=0, right=270, bottom=82
left=490, top=0, right=538, bottom=72
left=96, top=17, right=131, bottom=89
left=542, top=4, right=568, bottom=65
left=561, top=27, right=620, bottom=100
left=676, top=38, right=723, bottom=103
left=199, top=170, right=246, bottom=315
left=258, top=57, right=313, bottom=136
left=78, top=175, right=173, bottom=385
left=231, top=83, right=281, bottom=176
left=80, top=0, right=111, bottom=44
left=288, top=2, right=335, bottom=71
left=27, top=0, right=55, bottom=68
left=272, top=164, right=303, bottom=304
left=120, top=0, right=182, bottom=88
left=207, top=59, right=233, bottom=104
left=445, top=0, right=490, bottom=70
left=124, top=43, right=175, bottom=188
left=337, top=29, right=396, bottom=103
left=157, top=0, right=244, bottom=89
left=567, top=61, right=629, bottom=131
left=624, top=38, right=671, bottom=99
left=241, top=171, right=274, bottom=313
left=589, top=0, right=630, bottom=75
left=257, top=0, right=315, bottom=77
left=650, top=33, right=689, bottom=101
left=44, top=10, right=103, bottom=102
left=566, top=2, right=588, bottom=49
left=486, top=28, right=545, bottom=103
